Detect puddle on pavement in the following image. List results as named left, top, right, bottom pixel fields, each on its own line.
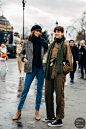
left=26, top=125, right=36, bottom=128
left=27, top=121, right=35, bottom=124
left=17, top=78, right=24, bottom=98
left=17, top=121, right=23, bottom=128
left=0, top=71, right=7, bottom=82
left=15, top=121, right=35, bottom=129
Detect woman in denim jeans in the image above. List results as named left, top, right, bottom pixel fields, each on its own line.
left=13, top=25, right=48, bottom=121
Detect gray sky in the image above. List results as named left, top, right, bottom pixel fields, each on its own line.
left=0, top=0, right=86, bottom=39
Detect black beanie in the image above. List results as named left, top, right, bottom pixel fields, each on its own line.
left=31, top=25, right=42, bottom=32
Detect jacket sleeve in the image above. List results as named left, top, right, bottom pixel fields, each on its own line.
left=84, top=49, right=86, bottom=55
left=76, top=47, right=79, bottom=61
left=63, top=44, right=73, bottom=75
left=40, top=38, right=48, bottom=52
left=20, top=43, right=25, bottom=62
left=41, top=41, right=48, bottom=50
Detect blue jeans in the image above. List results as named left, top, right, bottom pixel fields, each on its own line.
left=18, top=64, right=44, bottom=111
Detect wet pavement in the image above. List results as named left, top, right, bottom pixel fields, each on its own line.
left=0, top=58, right=86, bottom=129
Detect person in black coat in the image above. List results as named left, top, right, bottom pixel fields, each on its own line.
left=69, top=40, right=79, bottom=83
left=79, top=40, right=86, bottom=78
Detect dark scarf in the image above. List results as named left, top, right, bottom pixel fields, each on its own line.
left=30, top=35, right=42, bottom=68
left=44, top=37, right=65, bottom=80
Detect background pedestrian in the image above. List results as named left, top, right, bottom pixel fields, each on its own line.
left=16, top=40, right=24, bottom=79
left=0, top=44, right=8, bottom=71
left=69, top=40, right=79, bottom=83
left=79, top=40, right=86, bottom=78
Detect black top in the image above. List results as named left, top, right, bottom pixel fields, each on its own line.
left=30, top=35, right=48, bottom=68
left=70, top=45, right=79, bottom=62
left=79, top=46, right=86, bottom=64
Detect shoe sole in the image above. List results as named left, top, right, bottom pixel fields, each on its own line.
left=43, top=120, right=55, bottom=123
left=48, top=123, right=63, bottom=127
left=13, top=114, right=21, bottom=120
left=42, top=118, right=56, bottom=123
left=35, top=118, right=40, bottom=121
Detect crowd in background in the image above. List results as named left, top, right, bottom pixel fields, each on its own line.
left=69, top=39, right=86, bottom=83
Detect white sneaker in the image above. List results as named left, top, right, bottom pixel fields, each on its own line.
left=48, top=119, right=63, bottom=127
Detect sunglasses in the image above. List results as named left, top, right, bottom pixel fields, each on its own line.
left=36, top=29, right=42, bottom=33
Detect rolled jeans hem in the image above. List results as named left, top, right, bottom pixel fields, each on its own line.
left=35, top=107, right=40, bottom=111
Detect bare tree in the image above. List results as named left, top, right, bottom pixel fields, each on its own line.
left=73, top=11, right=86, bottom=31
left=0, top=0, right=2, bottom=9
left=73, top=12, right=86, bottom=44
left=66, top=11, right=86, bottom=45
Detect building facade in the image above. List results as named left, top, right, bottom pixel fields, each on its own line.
left=0, top=15, right=13, bottom=31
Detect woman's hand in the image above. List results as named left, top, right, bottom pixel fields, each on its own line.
left=24, top=58, right=28, bottom=63
left=81, top=52, right=83, bottom=55
left=76, top=61, right=78, bottom=64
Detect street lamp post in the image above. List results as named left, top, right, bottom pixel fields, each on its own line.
left=22, top=0, right=26, bottom=40
left=56, top=21, right=58, bottom=27
left=50, top=21, right=58, bottom=43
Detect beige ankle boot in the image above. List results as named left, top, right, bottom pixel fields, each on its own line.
left=13, top=110, right=21, bottom=120
left=35, top=110, right=40, bottom=120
